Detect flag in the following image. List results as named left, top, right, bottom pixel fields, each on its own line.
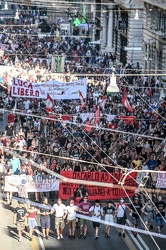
left=46, top=115, right=56, bottom=121
left=79, top=91, right=85, bottom=110
left=121, top=91, right=133, bottom=113
left=85, top=107, right=100, bottom=132
left=101, top=95, right=107, bottom=111
left=119, top=116, right=135, bottom=125
left=61, top=114, right=71, bottom=121
left=46, top=94, right=54, bottom=113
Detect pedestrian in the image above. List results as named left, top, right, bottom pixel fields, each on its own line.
left=78, top=196, right=92, bottom=239
left=66, top=199, right=78, bottom=238
left=103, top=200, right=116, bottom=237
left=27, top=204, right=38, bottom=241
left=38, top=197, right=51, bottom=239
left=141, top=199, right=154, bottom=230
left=128, top=197, right=142, bottom=237
left=51, top=198, right=67, bottom=239
left=89, top=199, right=103, bottom=239
left=116, top=198, right=127, bottom=237
left=13, top=201, right=27, bottom=242
left=73, top=184, right=88, bottom=202
left=154, top=196, right=166, bottom=233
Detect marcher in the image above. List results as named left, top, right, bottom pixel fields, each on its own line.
left=51, top=198, right=67, bottom=239
left=39, top=197, right=51, bottom=239
left=154, top=196, right=166, bottom=233
left=13, top=201, right=27, bottom=242
left=141, top=199, right=154, bottom=230
left=129, top=197, right=142, bottom=237
left=89, top=199, right=103, bottom=239
left=66, top=199, right=78, bottom=238
left=103, top=200, right=116, bottom=237
left=78, top=196, right=92, bottom=239
left=27, top=204, right=38, bottom=241
left=116, top=198, right=127, bottom=237
left=73, top=184, right=88, bottom=202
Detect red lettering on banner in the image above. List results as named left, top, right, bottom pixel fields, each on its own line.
left=13, top=77, right=33, bottom=89
left=46, top=184, right=50, bottom=190
left=59, top=171, right=136, bottom=201
left=12, top=87, right=39, bottom=97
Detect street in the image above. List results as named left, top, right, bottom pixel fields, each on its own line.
left=1, top=198, right=166, bottom=250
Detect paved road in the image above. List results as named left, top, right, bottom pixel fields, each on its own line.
left=1, top=198, right=166, bottom=250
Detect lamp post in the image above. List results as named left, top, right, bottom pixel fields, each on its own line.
left=107, top=66, right=120, bottom=95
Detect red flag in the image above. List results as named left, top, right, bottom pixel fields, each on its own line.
left=122, top=91, right=133, bottom=113
left=46, top=94, right=54, bottom=113
left=119, top=116, right=134, bottom=125
left=61, top=114, right=71, bottom=121
left=46, top=115, right=56, bottom=121
left=79, top=91, right=85, bottom=109
left=85, top=107, right=100, bottom=132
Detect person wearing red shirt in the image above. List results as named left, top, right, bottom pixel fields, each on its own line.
left=27, top=204, right=38, bottom=241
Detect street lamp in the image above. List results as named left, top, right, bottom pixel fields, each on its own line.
left=3, top=1, right=8, bottom=10
left=107, top=66, right=120, bottom=94
left=14, top=9, right=19, bottom=20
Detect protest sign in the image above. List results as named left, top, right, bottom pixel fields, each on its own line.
left=11, top=77, right=87, bottom=100
left=59, top=171, right=136, bottom=200
left=156, top=173, right=166, bottom=188
left=5, top=175, right=59, bottom=192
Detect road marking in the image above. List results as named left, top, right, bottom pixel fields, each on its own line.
left=126, top=219, right=150, bottom=250
left=33, top=227, right=45, bottom=250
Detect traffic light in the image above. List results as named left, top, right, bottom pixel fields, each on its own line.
left=39, top=8, right=47, bottom=17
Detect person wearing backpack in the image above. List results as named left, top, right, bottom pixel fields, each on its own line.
left=89, top=200, right=104, bottom=239
left=116, top=198, right=128, bottom=237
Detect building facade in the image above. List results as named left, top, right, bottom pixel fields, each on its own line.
left=143, top=0, right=166, bottom=75
left=100, top=0, right=144, bottom=66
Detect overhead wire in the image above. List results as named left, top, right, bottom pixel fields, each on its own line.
left=2, top=109, right=165, bottom=141
left=121, top=184, right=161, bottom=250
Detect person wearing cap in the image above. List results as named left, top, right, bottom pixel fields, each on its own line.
left=128, top=196, right=142, bottom=237
left=116, top=198, right=128, bottom=237
left=66, top=200, right=79, bottom=239
left=103, top=200, right=116, bottom=237
left=13, top=200, right=27, bottom=242
left=89, top=200, right=104, bottom=239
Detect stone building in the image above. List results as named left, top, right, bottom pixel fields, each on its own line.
left=100, top=0, right=144, bottom=66
left=143, top=0, right=166, bottom=75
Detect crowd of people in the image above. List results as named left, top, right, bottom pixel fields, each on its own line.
left=0, top=6, right=165, bottom=246
left=12, top=194, right=166, bottom=243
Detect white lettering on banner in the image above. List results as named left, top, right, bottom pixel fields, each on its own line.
left=11, top=77, right=87, bottom=100
left=156, top=173, right=166, bottom=188
left=5, top=175, right=59, bottom=192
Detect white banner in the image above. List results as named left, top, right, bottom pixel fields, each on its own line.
left=5, top=175, right=59, bottom=192
left=11, top=77, right=87, bottom=100
left=156, top=173, right=166, bottom=188
left=80, top=113, right=116, bottom=123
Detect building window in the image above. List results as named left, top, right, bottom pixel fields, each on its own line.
left=157, top=11, right=166, bottom=32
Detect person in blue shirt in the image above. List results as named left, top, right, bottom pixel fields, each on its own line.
left=10, top=154, right=20, bottom=174
left=146, top=154, right=157, bottom=170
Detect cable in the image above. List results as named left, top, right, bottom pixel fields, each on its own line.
left=1, top=109, right=164, bottom=141
left=121, top=184, right=161, bottom=250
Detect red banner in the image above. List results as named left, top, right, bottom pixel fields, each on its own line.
left=59, top=171, right=136, bottom=201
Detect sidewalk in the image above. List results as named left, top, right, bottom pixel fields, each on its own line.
left=0, top=199, right=34, bottom=250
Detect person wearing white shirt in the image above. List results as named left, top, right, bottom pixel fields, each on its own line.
left=89, top=200, right=104, bottom=239
left=116, top=198, right=127, bottom=237
left=51, top=198, right=67, bottom=240
left=66, top=200, right=78, bottom=238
